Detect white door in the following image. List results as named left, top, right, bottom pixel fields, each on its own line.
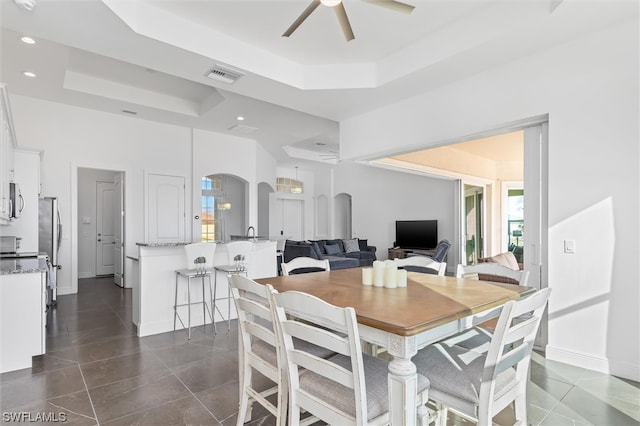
left=279, top=199, right=303, bottom=240
left=96, top=181, right=115, bottom=276
left=113, top=173, right=124, bottom=287
left=524, top=124, right=548, bottom=348
left=146, top=173, right=185, bottom=243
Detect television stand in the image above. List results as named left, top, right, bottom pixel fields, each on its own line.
left=388, top=247, right=436, bottom=260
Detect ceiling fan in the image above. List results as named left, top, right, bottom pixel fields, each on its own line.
left=282, top=0, right=415, bottom=42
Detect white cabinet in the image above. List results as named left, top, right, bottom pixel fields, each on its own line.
left=0, top=270, right=47, bottom=373
left=0, top=83, right=17, bottom=224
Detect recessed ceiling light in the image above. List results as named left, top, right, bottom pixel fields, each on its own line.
left=20, top=36, right=36, bottom=45
left=236, top=116, right=245, bottom=121
left=22, top=71, right=36, bottom=78
left=14, top=0, right=36, bottom=12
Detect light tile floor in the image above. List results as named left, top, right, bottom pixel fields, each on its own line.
left=0, top=277, right=638, bottom=425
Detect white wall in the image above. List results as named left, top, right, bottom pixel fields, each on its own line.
left=192, top=129, right=259, bottom=241
left=9, top=96, right=275, bottom=297
left=332, top=162, right=457, bottom=264
left=341, top=20, right=639, bottom=380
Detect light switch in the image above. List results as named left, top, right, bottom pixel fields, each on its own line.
left=564, top=239, right=576, bottom=254
left=82, top=217, right=91, bottom=224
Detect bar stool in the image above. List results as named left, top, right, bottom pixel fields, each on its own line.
left=214, top=240, right=252, bottom=331
left=174, top=242, right=217, bottom=339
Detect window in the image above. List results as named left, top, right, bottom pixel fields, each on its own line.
left=201, top=177, right=216, bottom=242
left=507, top=189, right=524, bottom=263
left=276, top=177, right=303, bottom=194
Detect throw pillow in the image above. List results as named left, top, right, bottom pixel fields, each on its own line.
left=489, top=252, right=520, bottom=271
left=310, top=242, right=322, bottom=259
left=324, top=243, right=342, bottom=256
left=342, top=239, right=360, bottom=253
left=327, top=239, right=345, bottom=252
left=358, top=239, right=369, bottom=251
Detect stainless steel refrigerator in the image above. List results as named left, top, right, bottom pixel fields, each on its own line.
left=39, top=197, right=62, bottom=305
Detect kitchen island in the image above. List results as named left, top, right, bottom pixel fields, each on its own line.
left=134, top=240, right=277, bottom=337
left=0, top=257, right=47, bottom=373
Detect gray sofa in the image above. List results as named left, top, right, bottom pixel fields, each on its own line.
left=283, top=238, right=377, bottom=270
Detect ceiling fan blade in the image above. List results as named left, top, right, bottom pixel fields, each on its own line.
left=283, top=0, right=322, bottom=37
left=334, top=2, right=355, bottom=41
left=360, top=0, right=415, bottom=14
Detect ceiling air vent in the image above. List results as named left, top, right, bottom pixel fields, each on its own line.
left=206, top=64, right=245, bottom=84
left=228, top=124, right=258, bottom=134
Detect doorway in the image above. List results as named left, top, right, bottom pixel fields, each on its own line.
left=334, top=193, right=352, bottom=239
left=77, top=167, right=125, bottom=288
left=464, top=185, right=484, bottom=264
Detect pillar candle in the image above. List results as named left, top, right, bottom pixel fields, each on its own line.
left=362, top=267, right=373, bottom=286
left=396, top=269, right=408, bottom=287
left=372, top=260, right=385, bottom=287
left=384, top=265, right=397, bottom=288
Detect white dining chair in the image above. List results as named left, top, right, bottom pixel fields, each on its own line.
left=412, top=287, right=551, bottom=426
left=214, top=240, right=253, bottom=331
left=394, top=255, right=446, bottom=276
left=173, top=242, right=216, bottom=339
left=281, top=256, right=330, bottom=276
left=451, top=262, right=531, bottom=350
left=229, top=275, right=286, bottom=426
left=269, top=289, right=431, bottom=426
left=229, top=275, right=337, bottom=426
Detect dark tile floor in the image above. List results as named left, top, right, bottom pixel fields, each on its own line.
left=1, top=276, right=638, bottom=425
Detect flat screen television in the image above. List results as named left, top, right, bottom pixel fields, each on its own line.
left=395, top=220, right=438, bottom=250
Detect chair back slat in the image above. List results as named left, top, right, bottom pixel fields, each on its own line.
left=456, top=262, right=529, bottom=285
left=289, top=349, right=355, bottom=390
left=394, top=256, right=446, bottom=275
left=281, top=257, right=330, bottom=276
left=282, top=320, right=351, bottom=355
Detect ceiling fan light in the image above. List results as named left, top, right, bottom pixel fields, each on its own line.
left=320, top=0, right=341, bottom=7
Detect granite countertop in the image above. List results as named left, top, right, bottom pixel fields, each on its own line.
left=0, top=258, right=48, bottom=275
left=136, top=242, right=194, bottom=247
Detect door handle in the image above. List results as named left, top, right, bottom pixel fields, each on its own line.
left=98, top=239, right=101, bottom=242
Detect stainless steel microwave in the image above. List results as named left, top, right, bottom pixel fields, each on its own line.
left=9, top=182, right=23, bottom=219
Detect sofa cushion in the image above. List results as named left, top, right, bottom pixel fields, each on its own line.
left=324, top=239, right=345, bottom=252
left=325, top=256, right=359, bottom=270
left=342, top=239, right=360, bottom=253
left=357, top=239, right=369, bottom=251
left=325, top=243, right=342, bottom=256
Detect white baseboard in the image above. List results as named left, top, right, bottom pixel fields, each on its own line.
left=78, top=271, right=93, bottom=279
left=546, top=345, right=640, bottom=382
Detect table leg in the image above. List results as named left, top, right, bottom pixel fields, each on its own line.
left=386, top=334, right=418, bottom=426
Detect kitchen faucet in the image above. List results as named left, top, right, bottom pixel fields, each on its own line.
left=246, top=226, right=256, bottom=240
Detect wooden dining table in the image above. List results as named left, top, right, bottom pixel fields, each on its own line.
left=256, top=267, right=534, bottom=426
